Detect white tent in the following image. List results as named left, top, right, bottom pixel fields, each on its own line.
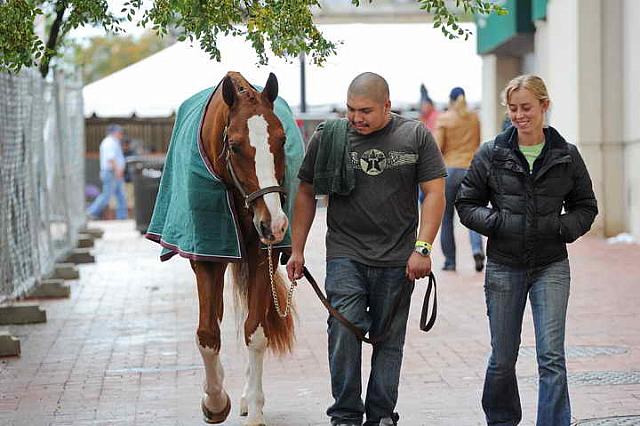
left=83, top=23, right=482, bottom=117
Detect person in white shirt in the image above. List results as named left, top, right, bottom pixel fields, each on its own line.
left=87, top=124, right=128, bottom=220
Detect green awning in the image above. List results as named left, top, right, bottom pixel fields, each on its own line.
left=476, top=0, right=535, bottom=55
left=532, top=0, right=548, bottom=20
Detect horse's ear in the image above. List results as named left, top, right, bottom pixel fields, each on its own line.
left=222, top=75, right=236, bottom=107
left=263, top=72, right=278, bottom=104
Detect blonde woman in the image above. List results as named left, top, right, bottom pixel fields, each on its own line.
left=456, top=75, right=598, bottom=425
left=434, top=87, right=484, bottom=272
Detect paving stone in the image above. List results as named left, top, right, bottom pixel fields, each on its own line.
left=577, top=416, right=640, bottom=425
left=519, top=345, right=629, bottom=358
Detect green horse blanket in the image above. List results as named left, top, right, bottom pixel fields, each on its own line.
left=146, top=85, right=304, bottom=262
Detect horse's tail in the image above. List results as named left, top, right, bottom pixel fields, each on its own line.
left=263, top=267, right=296, bottom=354
left=230, top=261, right=295, bottom=355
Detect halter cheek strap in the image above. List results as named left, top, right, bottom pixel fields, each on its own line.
left=222, top=125, right=288, bottom=209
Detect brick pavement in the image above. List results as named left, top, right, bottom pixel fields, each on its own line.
left=1, top=211, right=639, bottom=425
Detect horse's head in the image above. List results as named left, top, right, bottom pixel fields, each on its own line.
left=220, top=72, right=288, bottom=245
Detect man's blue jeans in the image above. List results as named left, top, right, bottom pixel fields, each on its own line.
left=87, top=170, right=127, bottom=220
left=482, top=258, right=571, bottom=426
left=325, top=258, right=414, bottom=426
left=442, top=167, right=483, bottom=268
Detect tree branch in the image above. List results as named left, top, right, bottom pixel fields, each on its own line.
left=39, top=0, right=67, bottom=77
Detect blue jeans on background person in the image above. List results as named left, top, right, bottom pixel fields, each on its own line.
left=441, top=167, right=483, bottom=270
left=87, top=170, right=128, bottom=220
left=325, top=258, right=414, bottom=426
left=482, top=258, right=571, bottom=426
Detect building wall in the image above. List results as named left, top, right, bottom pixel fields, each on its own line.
left=480, top=0, right=640, bottom=239
left=623, top=0, right=640, bottom=238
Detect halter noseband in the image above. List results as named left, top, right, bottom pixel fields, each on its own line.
left=222, top=125, right=287, bottom=209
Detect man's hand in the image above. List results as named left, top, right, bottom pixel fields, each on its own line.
left=286, top=251, right=305, bottom=281
left=406, top=252, right=432, bottom=281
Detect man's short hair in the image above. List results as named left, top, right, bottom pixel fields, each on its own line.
left=347, top=72, right=389, bottom=103
left=107, top=124, right=124, bottom=135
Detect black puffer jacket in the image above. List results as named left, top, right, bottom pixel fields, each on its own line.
left=455, top=126, right=598, bottom=268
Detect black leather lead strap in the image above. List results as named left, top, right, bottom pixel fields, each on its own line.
left=282, top=251, right=437, bottom=344
left=419, top=272, right=437, bottom=332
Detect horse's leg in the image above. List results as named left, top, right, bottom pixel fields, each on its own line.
left=239, top=248, right=270, bottom=426
left=190, top=260, right=231, bottom=424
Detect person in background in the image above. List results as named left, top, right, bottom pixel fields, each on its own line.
left=287, top=72, right=446, bottom=426
left=419, top=84, right=439, bottom=131
left=434, top=86, right=484, bottom=272
left=456, top=74, right=598, bottom=425
left=87, top=124, right=128, bottom=220
left=121, top=137, right=138, bottom=183
left=417, top=84, right=440, bottom=204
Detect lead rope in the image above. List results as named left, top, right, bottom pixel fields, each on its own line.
left=268, top=244, right=297, bottom=318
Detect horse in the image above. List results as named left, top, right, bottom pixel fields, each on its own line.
left=146, top=71, right=299, bottom=425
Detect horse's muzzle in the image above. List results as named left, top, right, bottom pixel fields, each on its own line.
left=256, top=214, right=288, bottom=245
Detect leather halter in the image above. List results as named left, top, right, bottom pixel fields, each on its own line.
left=221, top=125, right=287, bottom=209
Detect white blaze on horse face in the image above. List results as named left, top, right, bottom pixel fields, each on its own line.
left=247, top=115, right=288, bottom=242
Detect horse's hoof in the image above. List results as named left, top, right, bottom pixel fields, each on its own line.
left=201, top=393, right=231, bottom=424
left=239, top=397, right=248, bottom=416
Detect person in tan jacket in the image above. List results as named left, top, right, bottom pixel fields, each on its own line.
left=434, top=87, right=484, bottom=272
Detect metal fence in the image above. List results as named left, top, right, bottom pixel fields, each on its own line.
left=0, top=69, right=85, bottom=302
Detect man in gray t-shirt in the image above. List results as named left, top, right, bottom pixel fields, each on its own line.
left=287, top=73, right=446, bottom=426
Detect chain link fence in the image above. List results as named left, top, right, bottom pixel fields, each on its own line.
left=0, top=68, right=85, bottom=303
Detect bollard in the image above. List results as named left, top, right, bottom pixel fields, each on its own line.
left=27, top=279, right=71, bottom=299
left=0, top=330, right=20, bottom=357
left=53, top=263, right=80, bottom=280
left=63, top=248, right=95, bottom=264
left=0, top=304, right=47, bottom=325
left=81, top=227, right=104, bottom=239
left=76, top=233, right=95, bottom=249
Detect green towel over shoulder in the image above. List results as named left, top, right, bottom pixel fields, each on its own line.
left=313, top=118, right=355, bottom=196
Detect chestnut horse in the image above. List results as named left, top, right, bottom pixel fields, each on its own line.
left=196, top=72, right=295, bottom=425
left=148, top=72, right=296, bottom=425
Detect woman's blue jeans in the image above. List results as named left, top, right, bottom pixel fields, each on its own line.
left=482, top=258, right=571, bottom=426
left=442, top=167, right=483, bottom=268
left=325, top=258, right=414, bottom=426
left=87, top=170, right=127, bottom=220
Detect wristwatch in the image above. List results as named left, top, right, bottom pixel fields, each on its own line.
left=414, top=240, right=432, bottom=257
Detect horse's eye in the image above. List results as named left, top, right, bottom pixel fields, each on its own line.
left=230, top=144, right=241, bottom=154
left=280, top=137, right=287, bottom=146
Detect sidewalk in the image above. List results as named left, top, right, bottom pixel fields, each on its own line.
left=1, top=213, right=639, bottom=425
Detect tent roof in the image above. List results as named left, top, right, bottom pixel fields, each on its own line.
left=83, top=23, right=481, bottom=117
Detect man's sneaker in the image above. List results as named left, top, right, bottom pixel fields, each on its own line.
left=474, top=253, right=485, bottom=272
left=379, top=412, right=399, bottom=425
left=442, top=263, right=456, bottom=272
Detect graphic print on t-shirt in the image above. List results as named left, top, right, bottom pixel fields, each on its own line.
left=351, top=149, right=418, bottom=176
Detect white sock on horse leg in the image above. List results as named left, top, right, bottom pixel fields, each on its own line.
left=241, top=325, right=267, bottom=425
left=196, top=334, right=228, bottom=410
